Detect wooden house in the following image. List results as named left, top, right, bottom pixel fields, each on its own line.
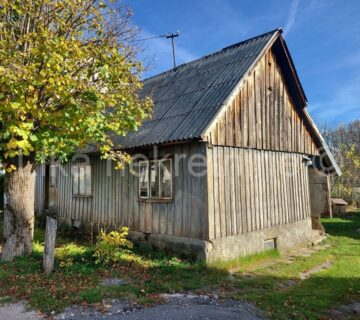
left=35, top=29, right=340, bottom=261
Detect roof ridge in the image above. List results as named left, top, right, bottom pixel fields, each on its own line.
left=143, top=28, right=282, bottom=82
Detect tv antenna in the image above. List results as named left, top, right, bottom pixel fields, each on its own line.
left=134, top=31, right=180, bottom=68
left=165, top=31, right=180, bottom=68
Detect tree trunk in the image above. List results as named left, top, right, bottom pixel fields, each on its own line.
left=1, top=160, right=35, bottom=262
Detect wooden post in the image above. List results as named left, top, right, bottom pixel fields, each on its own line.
left=326, top=176, right=333, bottom=219
left=43, top=216, right=57, bottom=274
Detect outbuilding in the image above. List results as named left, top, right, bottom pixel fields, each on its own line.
left=331, top=198, right=348, bottom=215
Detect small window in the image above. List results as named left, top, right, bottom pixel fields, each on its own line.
left=264, top=238, right=276, bottom=250
left=72, top=164, right=91, bottom=196
left=139, top=161, right=149, bottom=198
left=138, top=159, right=173, bottom=200
left=49, top=164, right=58, bottom=188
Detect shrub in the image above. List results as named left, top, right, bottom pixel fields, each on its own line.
left=93, top=227, right=133, bottom=265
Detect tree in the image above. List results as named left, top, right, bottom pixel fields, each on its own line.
left=0, top=0, right=152, bottom=261
left=320, top=120, right=360, bottom=205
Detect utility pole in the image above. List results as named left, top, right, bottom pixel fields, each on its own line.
left=166, top=31, right=180, bottom=68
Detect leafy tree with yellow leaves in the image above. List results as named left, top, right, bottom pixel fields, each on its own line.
left=0, top=0, right=152, bottom=261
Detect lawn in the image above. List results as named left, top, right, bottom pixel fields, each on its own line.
left=0, top=210, right=360, bottom=319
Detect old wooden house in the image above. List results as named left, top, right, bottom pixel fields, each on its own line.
left=35, top=29, right=340, bottom=261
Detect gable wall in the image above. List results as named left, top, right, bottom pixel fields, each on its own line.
left=206, top=50, right=319, bottom=156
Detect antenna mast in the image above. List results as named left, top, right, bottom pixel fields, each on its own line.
left=166, top=31, right=180, bottom=68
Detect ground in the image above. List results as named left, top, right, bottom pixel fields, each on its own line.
left=0, top=210, right=360, bottom=320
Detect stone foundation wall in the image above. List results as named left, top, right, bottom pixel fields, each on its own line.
left=205, top=218, right=313, bottom=261
left=128, top=218, right=313, bottom=262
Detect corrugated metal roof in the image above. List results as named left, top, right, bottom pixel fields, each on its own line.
left=114, top=29, right=279, bottom=149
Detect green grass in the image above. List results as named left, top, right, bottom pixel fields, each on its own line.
left=0, top=211, right=360, bottom=318
left=228, top=211, right=360, bottom=319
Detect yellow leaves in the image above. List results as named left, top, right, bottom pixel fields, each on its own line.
left=6, top=164, right=17, bottom=173
left=7, top=139, right=18, bottom=149
left=10, top=101, right=21, bottom=110
left=0, top=0, right=153, bottom=170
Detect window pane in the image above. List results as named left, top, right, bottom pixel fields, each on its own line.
left=139, top=162, right=149, bottom=198
left=160, top=160, right=172, bottom=198
left=85, top=165, right=91, bottom=195
left=79, top=166, right=85, bottom=195
left=150, top=161, right=160, bottom=197
left=72, top=166, right=79, bottom=195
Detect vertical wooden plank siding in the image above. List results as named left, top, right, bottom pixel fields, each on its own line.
left=206, top=50, right=319, bottom=156
left=36, top=142, right=208, bottom=240
left=206, top=146, right=311, bottom=240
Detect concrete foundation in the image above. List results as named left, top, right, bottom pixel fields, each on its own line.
left=128, top=218, right=314, bottom=262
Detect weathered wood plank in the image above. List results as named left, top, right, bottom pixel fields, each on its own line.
left=204, top=52, right=319, bottom=156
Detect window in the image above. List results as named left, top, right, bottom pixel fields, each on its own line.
left=49, top=164, right=58, bottom=188
left=72, top=164, right=91, bottom=196
left=139, top=162, right=149, bottom=198
left=264, top=238, right=276, bottom=250
left=139, top=159, right=172, bottom=200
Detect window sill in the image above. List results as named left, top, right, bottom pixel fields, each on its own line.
left=72, top=194, right=93, bottom=198
left=138, top=198, right=173, bottom=203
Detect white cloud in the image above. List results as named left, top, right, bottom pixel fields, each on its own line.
left=284, top=0, right=300, bottom=35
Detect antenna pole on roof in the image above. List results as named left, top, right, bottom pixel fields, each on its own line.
left=166, top=31, right=180, bottom=68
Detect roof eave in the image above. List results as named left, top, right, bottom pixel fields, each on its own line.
left=303, top=108, right=342, bottom=176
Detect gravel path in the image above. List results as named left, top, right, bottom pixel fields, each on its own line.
left=0, top=302, right=43, bottom=320
left=55, top=294, right=266, bottom=320
left=0, top=294, right=266, bottom=320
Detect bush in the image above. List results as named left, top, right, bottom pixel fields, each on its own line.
left=93, top=227, right=133, bottom=265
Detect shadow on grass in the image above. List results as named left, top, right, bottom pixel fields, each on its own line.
left=0, top=240, right=230, bottom=313
left=231, top=272, right=360, bottom=320
left=322, top=210, right=360, bottom=240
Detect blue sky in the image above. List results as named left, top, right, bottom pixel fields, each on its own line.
left=126, top=0, right=360, bottom=126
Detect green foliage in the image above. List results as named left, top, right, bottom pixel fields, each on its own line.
left=0, top=0, right=152, bottom=172
left=93, top=227, right=133, bottom=265
left=332, top=144, right=360, bottom=205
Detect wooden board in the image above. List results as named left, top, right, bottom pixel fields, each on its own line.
left=205, top=51, right=320, bottom=156
left=206, top=146, right=312, bottom=240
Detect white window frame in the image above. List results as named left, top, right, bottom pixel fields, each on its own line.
left=138, top=159, right=173, bottom=200
left=72, top=163, right=92, bottom=196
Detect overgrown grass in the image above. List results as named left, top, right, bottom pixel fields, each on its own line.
left=0, top=210, right=360, bottom=319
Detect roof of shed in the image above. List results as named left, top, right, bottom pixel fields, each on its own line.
left=114, top=29, right=280, bottom=148
left=331, top=198, right=348, bottom=205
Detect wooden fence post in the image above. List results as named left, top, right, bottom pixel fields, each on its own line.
left=43, top=216, right=57, bottom=274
